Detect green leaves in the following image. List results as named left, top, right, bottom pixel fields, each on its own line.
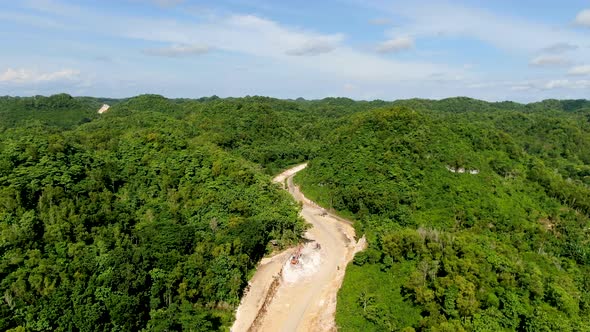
left=298, top=102, right=590, bottom=331
left=2, top=93, right=590, bottom=331
left=0, top=98, right=306, bottom=331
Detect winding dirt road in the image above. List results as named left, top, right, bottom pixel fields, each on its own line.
left=231, top=164, right=365, bottom=332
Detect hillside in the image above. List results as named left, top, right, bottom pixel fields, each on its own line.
left=0, top=96, right=306, bottom=331
left=1, top=94, right=589, bottom=331
left=296, top=104, right=590, bottom=331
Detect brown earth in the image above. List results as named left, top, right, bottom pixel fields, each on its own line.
left=231, top=164, right=366, bottom=332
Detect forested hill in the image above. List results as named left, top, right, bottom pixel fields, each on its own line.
left=0, top=95, right=309, bottom=331
left=296, top=105, right=590, bottom=330
left=0, top=94, right=118, bottom=129
left=1, top=93, right=590, bottom=331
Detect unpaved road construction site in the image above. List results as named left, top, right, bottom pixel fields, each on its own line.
left=231, top=164, right=366, bottom=332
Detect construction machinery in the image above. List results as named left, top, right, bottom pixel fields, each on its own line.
left=290, top=245, right=303, bottom=265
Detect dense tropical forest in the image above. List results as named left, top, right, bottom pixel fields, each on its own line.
left=1, top=94, right=589, bottom=331
left=296, top=99, right=590, bottom=331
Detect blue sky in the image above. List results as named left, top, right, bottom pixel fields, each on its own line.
left=1, top=0, right=590, bottom=102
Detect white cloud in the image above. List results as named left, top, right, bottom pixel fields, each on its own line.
left=467, top=82, right=495, bottom=89
left=152, top=0, right=184, bottom=7
left=369, top=18, right=392, bottom=26
left=0, top=11, right=65, bottom=29
left=8, top=0, right=507, bottom=99
left=11, top=1, right=554, bottom=93
left=122, top=14, right=347, bottom=59
left=568, top=65, right=590, bottom=76
left=466, top=78, right=590, bottom=92
left=510, top=85, right=533, bottom=91
left=544, top=79, right=569, bottom=89
left=468, top=80, right=533, bottom=90
left=0, top=68, right=80, bottom=84
left=376, top=36, right=414, bottom=53
left=529, top=55, right=571, bottom=67
left=368, top=1, right=590, bottom=54
left=540, top=42, right=578, bottom=54
left=23, top=0, right=84, bottom=17
left=428, top=72, right=464, bottom=82
left=126, top=0, right=184, bottom=8
left=285, top=36, right=342, bottom=56
left=143, top=44, right=210, bottom=57
left=109, top=14, right=454, bottom=82
left=543, top=79, right=590, bottom=89
left=94, top=55, right=113, bottom=62
left=575, top=9, right=590, bottom=27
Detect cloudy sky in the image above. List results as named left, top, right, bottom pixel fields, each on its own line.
left=1, top=0, right=590, bottom=101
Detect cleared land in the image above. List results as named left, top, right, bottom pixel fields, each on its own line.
left=232, top=164, right=365, bottom=332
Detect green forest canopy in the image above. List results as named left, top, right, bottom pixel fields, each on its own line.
left=296, top=104, right=590, bottom=331
left=1, top=94, right=589, bottom=331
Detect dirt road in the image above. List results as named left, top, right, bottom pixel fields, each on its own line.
left=231, top=164, right=365, bottom=332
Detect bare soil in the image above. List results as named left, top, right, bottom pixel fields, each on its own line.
left=231, top=164, right=365, bottom=332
